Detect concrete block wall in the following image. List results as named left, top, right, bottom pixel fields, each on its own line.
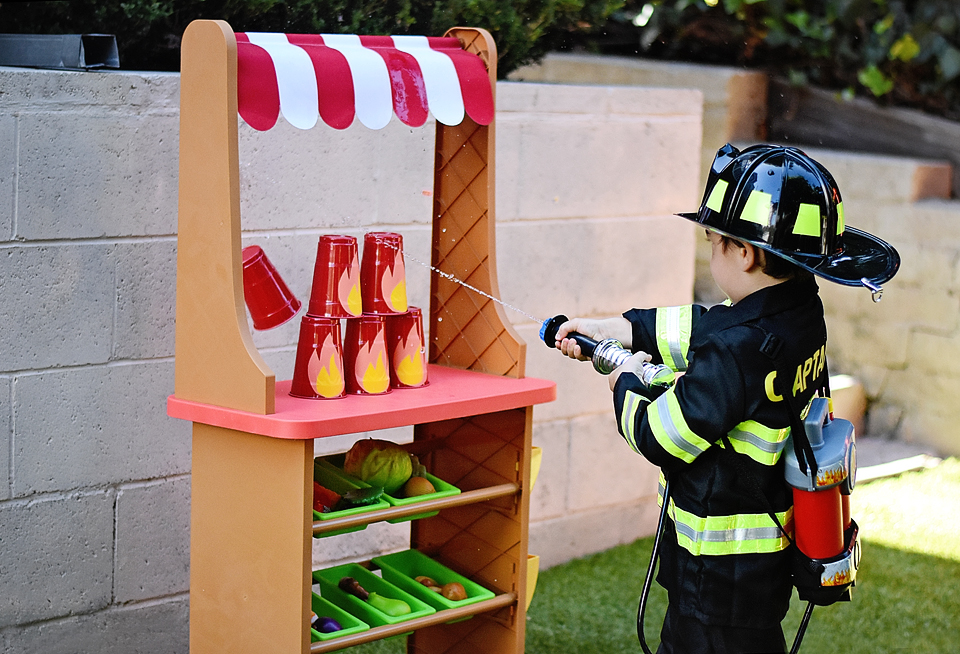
left=806, top=148, right=960, bottom=457
left=0, top=64, right=702, bottom=650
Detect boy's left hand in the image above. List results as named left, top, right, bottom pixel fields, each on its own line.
left=609, top=351, right=653, bottom=391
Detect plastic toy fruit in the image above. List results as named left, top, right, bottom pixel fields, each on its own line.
left=403, top=476, right=435, bottom=497
left=441, top=582, right=467, bottom=601
left=343, top=439, right=413, bottom=494
left=415, top=575, right=438, bottom=587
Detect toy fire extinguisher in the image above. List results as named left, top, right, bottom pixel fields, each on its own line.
left=784, top=396, right=860, bottom=606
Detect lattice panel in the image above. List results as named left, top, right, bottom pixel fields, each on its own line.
left=429, top=28, right=525, bottom=379
left=409, top=408, right=530, bottom=653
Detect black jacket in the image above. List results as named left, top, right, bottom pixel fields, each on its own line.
left=614, top=277, right=828, bottom=628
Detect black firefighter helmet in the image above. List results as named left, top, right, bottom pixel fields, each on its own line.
left=679, top=144, right=900, bottom=292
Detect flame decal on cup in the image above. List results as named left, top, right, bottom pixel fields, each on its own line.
left=361, top=232, right=408, bottom=315
left=387, top=307, right=428, bottom=389
left=306, top=333, right=345, bottom=398
left=344, top=314, right=391, bottom=395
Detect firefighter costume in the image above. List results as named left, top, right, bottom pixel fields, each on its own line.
left=612, top=144, right=899, bottom=653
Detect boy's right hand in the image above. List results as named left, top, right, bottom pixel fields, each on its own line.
left=554, top=317, right=633, bottom=361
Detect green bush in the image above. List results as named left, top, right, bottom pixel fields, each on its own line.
left=603, top=0, right=960, bottom=119
left=0, top=0, right=622, bottom=77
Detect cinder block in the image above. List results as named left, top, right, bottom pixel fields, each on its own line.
left=806, top=148, right=952, bottom=203
left=529, top=419, right=571, bottom=521
left=0, top=115, right=14, bottom=240
left=13, top=362, right=190, bottom=495
left=905, top=331, right=960, bottom=378
left=496, top=83, right=701, bottom=221
left=5, top=596, right=189, bottom=654
left=114, top=239, right=177, bottom=360
left=567, top=413, right=660, bottom=512
left=16, top=113, right=178, bottom=239
left=0, top=490, right=114, bottom=627
left=0, top=377, right=9, bottom=501
left=528, top=500, right=661, bottom=570
left=115, top=476, right=190, bottom=602
left=0, top=243, right=114, bottom=371
left=0, top=67, right=180, bottom=112
left=495, top=215, right=696, bottom=325
left=238, top=118, right=434, bottom=233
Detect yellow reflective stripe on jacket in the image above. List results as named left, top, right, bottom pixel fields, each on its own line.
left=647, top=387, right=711, bottom=464
left=618, top=389, right=649, bottom=455
left=658, top=479, right=793, bottom=556
left=655, top=306, right=693, bottom=372
left=723, top=420, right=791, bottom=466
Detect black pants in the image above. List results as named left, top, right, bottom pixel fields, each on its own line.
left=656, top=605, right=787, bottom=654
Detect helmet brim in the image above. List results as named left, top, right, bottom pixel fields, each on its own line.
left=678, top=213, right=901, bottom=287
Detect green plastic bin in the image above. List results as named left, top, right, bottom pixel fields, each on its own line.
left=372, top=549, right=495, bottom=619
left=313, top=562, right=435, bottom=629
left=318, top=454, right=460, bottom=523
left=312, top=460, right=390, bottom=538
left=309, top=593, right=369, bottom=643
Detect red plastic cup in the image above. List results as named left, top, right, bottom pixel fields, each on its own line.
left=386, top=307, right=429, bottom=389
left=343, top=314, right=391, bottom=395
left=289, top=315, right=345, bottom=399
left=241, top=245, right=302, bottom=330
left=307, top=235, right=362, bottom=318
left=360, top=232, right=408, bottom=315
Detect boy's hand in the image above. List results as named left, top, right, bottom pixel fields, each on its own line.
left=554, top=317, right=633, bottom=360
left=608, top=351, right=654, bottom=391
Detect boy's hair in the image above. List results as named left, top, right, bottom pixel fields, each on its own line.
left=719, top=234, right=813, bottom=282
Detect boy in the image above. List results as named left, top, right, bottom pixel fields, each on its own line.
left=554, top=144, right=899, bottom=653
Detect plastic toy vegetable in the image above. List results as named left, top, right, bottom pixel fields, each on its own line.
left=343, top=439, right=413, bottom=494
left=314, top=616, right=342, bottom=633
left=441, top=582, right=467, bottom=601
left=313, top=482, right=342, bottom=513
left=333, top=486, right=384, bottom=511
left=338, top=576, right=411, bottom=616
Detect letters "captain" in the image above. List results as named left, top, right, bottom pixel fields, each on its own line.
left=764, top=344, right=827, bottom=402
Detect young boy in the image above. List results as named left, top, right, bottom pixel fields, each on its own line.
left=554, top=144, right=899, bottom=653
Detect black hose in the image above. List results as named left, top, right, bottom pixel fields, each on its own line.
left=789, top=602, right=815, bottom=654
left=637, top=476, right=671, bottom=654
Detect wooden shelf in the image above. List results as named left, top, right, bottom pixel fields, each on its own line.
left=313, top=483, right=520, bottom=536
left=169, top=364, right=555, bottom=439
left=309, top=593, right=518, bottom=653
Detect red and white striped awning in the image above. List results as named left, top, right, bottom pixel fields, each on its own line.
left=236, top=33, right=494, bottom=131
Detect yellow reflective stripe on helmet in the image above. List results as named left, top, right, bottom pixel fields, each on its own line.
left=619, top=389, right=649, bottom=456
left=706, top=179, right=728, bottom=212
left=655, top=306, right=692, bottom=372
left=837, top=201, right=845, bottom=235
left=648, top=388, right=711, bottom=464
left=741, top=189, right=774, bottom=226
left=724, top=421, right=791, bottom=466
left=793, top=202, right=821, bottom=237
left=658, top=480, right=793, bottom=556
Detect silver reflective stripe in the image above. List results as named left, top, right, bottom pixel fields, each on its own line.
left=650, top=391, right=705, bottom=461
left=730, top=426, right=786, bottom=455
left=656, top=306, right=691, bottom=372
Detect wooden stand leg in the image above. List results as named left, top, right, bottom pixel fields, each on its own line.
left=190, top=424, right=313, bottom=654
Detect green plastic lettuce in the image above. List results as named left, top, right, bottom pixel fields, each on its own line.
left=343, top=439, right=413, bottom=494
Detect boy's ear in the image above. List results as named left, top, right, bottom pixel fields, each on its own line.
left=740, top=243, right=761, bottom=272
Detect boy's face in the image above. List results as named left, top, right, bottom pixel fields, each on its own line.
left=706, top=229, right=745, bottom=302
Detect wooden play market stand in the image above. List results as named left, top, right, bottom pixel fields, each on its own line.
left=167, top=19, right=556, bottom=654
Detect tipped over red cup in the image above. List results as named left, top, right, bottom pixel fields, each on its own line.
left=241, top=245, right=302, bottom=330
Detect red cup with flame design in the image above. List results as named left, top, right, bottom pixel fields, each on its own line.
left=289, top=315, right=345, bottom=399
left=241, top=245, right=302, bottom=330
left=386, top=307, right=429, bottom=389
left=343, top=314, right=391, bottom=395
left=360, top=232, right=408, bottom=315
left=308, top=235, right=362, bottom=318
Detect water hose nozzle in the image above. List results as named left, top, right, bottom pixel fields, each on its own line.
left=541, top=314, right=675, bottom=386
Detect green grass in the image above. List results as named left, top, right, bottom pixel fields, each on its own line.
left=330, top=459, right=960, bottom=653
